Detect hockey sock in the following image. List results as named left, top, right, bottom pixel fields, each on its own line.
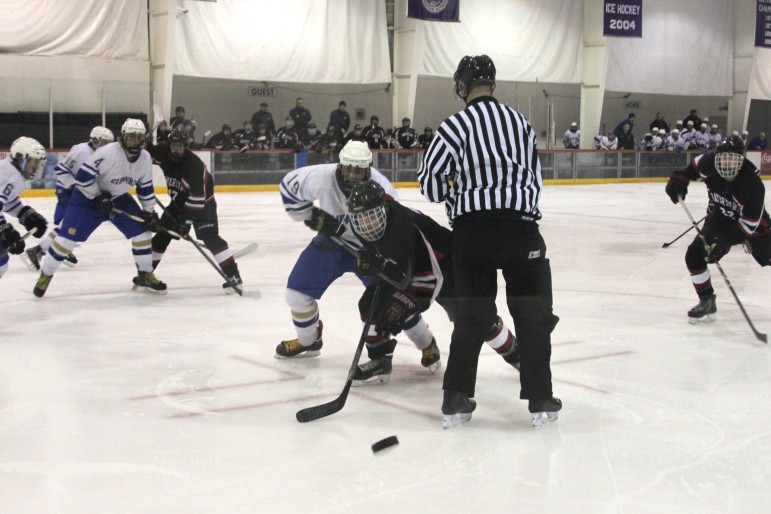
left=485, top=316, right=515, bottom=355
left=286, top=289, right=321, bottom=346
left=689, top=267, right=714, bottom=298
left=402, top=314, right=433, bottom=350
left=39, top=229, right=57, bottom=253
left=0, top=255, right=8, bottom=278
left=131, top=233, right=154, bottom=272
left=365, top=336, right=397, bottom=359
left=42, top=235, right=77, bottom=276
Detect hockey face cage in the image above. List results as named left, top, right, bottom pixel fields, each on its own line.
left=349, top=204, right=387, bottom=242
left=715, top=152, right=743, bottom=181
left=336, top=164, right=371, bottom=195
left=10, top=136, right=46, bottom=180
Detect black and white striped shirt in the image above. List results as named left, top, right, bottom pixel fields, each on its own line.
left=417, top=96, right=543, bottom=222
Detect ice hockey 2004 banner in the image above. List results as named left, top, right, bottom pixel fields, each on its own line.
left=407, top=0, right=460, bottom=22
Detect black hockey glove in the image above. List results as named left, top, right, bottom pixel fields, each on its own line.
left=356, top=250, right=383, bottom=276
left=0, top=222, right=25, bottom=255
left=304, top=207, right=345, bottom=237
left=138, top=211, right=163, bottom=233
left=163, top=205, right=191, bottom=236
left=665, top=172, right=690, bottom=204
left=375, top=291, right=420, bottom=336
left=17, top=206, right=48, bottom=238
left=705, top=240, right=731, bottom=264
left=95, top=192, right=114, bottom=215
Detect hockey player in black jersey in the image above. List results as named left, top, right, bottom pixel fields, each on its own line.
left=666, top=135, right=770, bottom=322
left=346, top=181, right=520, bottom=385
left=147, top=127, right=243, bottom=291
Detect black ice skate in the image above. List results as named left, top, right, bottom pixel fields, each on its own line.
left=688, top=294, right=716, bottom=324
left=442, top=390, right=477, bottom=429
left=222, top=274, right=243, bottom=294
left=33, top=273, right=53, bottom=298
left=529, top=397, right=562, bottom=428
left=420, top=338, right=442, bottom=373
left=275, top=321, right=323, bottom=358
left=132, top=271, right=168, bottom=294
left=21, top=245, right=43, bottom=271
left=352, top=355, right=393, bottom=386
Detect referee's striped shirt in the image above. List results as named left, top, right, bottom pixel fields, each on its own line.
left=417, top=95, right=543, bottom=222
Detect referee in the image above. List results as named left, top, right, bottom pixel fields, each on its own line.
left=418, top=54, right=561, bottom=429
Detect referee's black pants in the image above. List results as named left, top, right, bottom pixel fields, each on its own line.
left=443, top=212, right=557, bottom=401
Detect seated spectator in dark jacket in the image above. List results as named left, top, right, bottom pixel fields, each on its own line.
left=233, top=121, right=259, bottom=151
left=395, top=117, right=419, bottom=148
left=363, top=116, right=386, bottom=149
left=418, top=127, right=434, bottom=149
left=169, top=106, right=187, bottom=130
left=316, top=124, right=342, bottom=153
left=253, top=124, right=271, bottom=151
left=747, top=131, right=767, bottom=150
left=301, top=122, right=323, bottom=152
left=155, top=120, right=171, bottom=144
left=343, top=124, right=366, bottom=145
left=205, top=124, right=237, bottom=151
left=328, top=101, right=350, bottom=139
left=274, top=117, right=301, bottom=151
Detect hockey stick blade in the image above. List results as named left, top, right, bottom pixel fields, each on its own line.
left=233, top=242, right=258, bottom=259
left=296, top=383, right=351, bottom=423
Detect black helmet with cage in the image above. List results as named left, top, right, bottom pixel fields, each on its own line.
left=347, top=181, right=388, bottom=242
left=714, top=135, right=745, bottom=182
left=453, top=54, right=496, bottom=101
left=168, top=126, right=189, bottom=160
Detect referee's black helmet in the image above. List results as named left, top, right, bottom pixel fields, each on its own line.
left=453, top=55, right=496, bottom=99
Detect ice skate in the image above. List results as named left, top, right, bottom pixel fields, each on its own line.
left=222, top=273, right=243, bottom=294
left=442, top=390, right=476, bottom=428
left=63, top=252, right=78, bottom=267
left=33, top=273, right=53, bottom=298
left=275, top=322, right=323, bottom=358
left=420, top=338, right=442, bottom=373
left=21, top=245, right=43, bottom=271
left=132, top=271, right=167, bottom=294
left=688, top=294, right=716, bottom=324
left=352, top=355, right=392, bottom=386
left=529, top=397, right=562, bottom=428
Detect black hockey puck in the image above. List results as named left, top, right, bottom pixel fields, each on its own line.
left=371, top=435, right=399, bottom=453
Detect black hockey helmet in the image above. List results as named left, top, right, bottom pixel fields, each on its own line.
left=354, top=124, right=363, bottom=134
left=714, top=135, right=745, bottom=181
left=347, top=181, right=388, bottom=242
left=168, top=126, right=189, bottom=160
left=453, top=55, right=496, bottom=100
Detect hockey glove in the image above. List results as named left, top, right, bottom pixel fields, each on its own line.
left=375, top=291, right=420, bottom=336
left=17, top=206, right=48, bottom=238
left=0, top=222, right=25, bottom=255
left=355, top=250, right=385, bottom=276
left=665, top=172, right=689, bottom=204
left=95, top=193, right=114, bottom=215
left=705, top=240, right=731, bottom=264
left=304, top=207, right=345, bottom=237
left=138, top=211, right=163, bottom=233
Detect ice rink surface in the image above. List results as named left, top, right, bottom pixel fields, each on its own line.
left=1, top=182, right=769, bottom=514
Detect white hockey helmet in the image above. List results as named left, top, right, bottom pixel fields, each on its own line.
left=337, top=141, right=372, bottom=195
left=89, top=126, right=114, bottom=147
left=651, top=127, right=659, bottom=134
left=121, top=118, right=146, bottom=137
left=671, top=128, right=680, bottom=135
left=10, top=136, right=46, bottom=180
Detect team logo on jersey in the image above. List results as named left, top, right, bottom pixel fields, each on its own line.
left=528, top=250, right=541, bottom=259
left=110, top=176, right=136, bottom=186
left=422, top=0, right=450, bottom=13
left=68, top=227, right=77, bottom=235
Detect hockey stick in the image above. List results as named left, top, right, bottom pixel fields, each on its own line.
left=662, top=215, right=706, bottom=248
left=232, top=242, right=259, bottom=259
left=154, top=202, right=246, bottom=297
left=296, top=280, right=383, bottom=423
left=679, top=198, right=767, bottom=343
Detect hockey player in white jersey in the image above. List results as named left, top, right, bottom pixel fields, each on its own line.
left=665, top=129, right=688, bottom=152
left=276, top=140, right=442, bottom=382
left=0, top=137, right=49, bottom=279
left=23, top=126, right=114, bottom=270
left=562, top=122, right=580, bottom=149
left=33, top=119, right=166, bottom=297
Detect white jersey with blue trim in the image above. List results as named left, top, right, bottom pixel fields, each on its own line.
left=74, top=142, right=156, bottom=211
left=55, top=142, right=94, bottom=190
left=279, top=163, right=397, bottom=248
left=0, top=157, right=27, bottom=221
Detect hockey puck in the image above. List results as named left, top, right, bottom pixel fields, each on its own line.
left=371, top=435, right=399, bottom=454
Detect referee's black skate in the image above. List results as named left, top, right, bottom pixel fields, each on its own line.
left=275, top=321, right=323, bottom=358
left=529, top=397, right=562, bottom=428
left=688, top=294, right=716, bottom=324
left=442, top=390, right=476, bottom=428
left=132, top=271, right=167, bottom=294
